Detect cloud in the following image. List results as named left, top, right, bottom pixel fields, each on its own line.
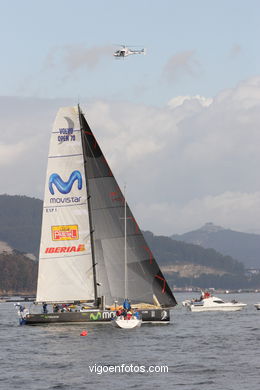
left=0, top=142, right=28, bottom=166
left=45, top=44, right=113, bottom=72
left=136, top=191, right=260, bottom=235
left=0, top=96, right=73, bottom=196
left=168, top=95, right=213, bottom=109
left=80, top=101, right=178, bottom=173
left=163, top=50, right=200, bottom=82
left=1, top=76, right=260, bottom=235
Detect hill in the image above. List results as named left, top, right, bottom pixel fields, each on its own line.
left=143, top=231, right=260, bottom=290
left=1, top=195, right=260, bottom=291
left=0, top=194, right=42, bottom=257
left=172, top=222, right=260, bottom=268
left=0, top=251, right=37, bottom=294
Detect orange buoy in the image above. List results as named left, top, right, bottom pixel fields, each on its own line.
left=80, top=330, right=88, bottom=336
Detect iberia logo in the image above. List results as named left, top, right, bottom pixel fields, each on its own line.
left=45, top=244, right=85, bottom=254
left=52, top=225, right=79, bottom=241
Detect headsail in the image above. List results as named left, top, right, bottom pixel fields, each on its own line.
left=79, top=106, right=177, bottom=308
left=36, top=107, right=95, bottom=303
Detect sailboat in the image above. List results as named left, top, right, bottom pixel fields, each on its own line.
left=22, top=105, right=177, bottom=325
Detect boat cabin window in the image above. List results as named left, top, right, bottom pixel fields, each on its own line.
left=213, top=299, right=225, bottom=304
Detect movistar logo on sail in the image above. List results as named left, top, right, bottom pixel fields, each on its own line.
left=49, top=171, right=82, bottom=194
left=48, top=170, right=83, bottom=204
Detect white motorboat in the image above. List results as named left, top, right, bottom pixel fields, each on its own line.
left=184, top=292, right=247, bottom=312
left=254, top=303, right=260, bottom=310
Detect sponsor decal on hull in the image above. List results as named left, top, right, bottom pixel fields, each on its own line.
left=89, top=312, right=115, bottom=321
left=52, top=225, right=79, bottom=241
left=90, top=312, right=102, bottom=320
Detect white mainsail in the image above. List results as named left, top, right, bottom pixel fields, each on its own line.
left=36, top=106, right=95, bottom=303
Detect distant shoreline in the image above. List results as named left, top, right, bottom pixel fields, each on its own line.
left=173, top=288, right=260, bottom=294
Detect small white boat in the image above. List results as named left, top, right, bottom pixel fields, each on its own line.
left=254, top=303, right=260, bottom=310
left=113, top=316, right=142, bottom=329
left=184, top=292, right=247, bottom=312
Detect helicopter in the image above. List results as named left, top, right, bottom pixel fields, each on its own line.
left=113, top=45, right=146, bottom=58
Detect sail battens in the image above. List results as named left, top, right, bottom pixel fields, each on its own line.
left=52, top=129, right=81, bottom=134
left=43, top=202, right=87, bottom=209
left=48, top=153, right=83, bottom=159
left=40, top=253, right=91, bottom=260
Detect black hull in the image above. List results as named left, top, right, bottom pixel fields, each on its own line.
left=23, top=309, right=170, bottom=325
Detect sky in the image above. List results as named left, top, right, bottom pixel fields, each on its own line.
left=1, top=0, right=260, bottom=235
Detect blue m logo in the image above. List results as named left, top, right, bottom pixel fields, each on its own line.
left=49, top=170, right=83, bottom=195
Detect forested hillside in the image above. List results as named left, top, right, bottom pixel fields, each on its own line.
left=143, top=231, right=259, bottom=290
left=0, top=194, right=42, bottom=257
left=144, top=231, right=244, bottom=274
left=0, top=251, right=37, bottom=294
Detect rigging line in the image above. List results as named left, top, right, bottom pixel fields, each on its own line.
left=40, top=253, right=90, bottom=260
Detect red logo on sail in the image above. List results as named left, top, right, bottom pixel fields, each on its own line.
left=45, top=244, right=85, bottom=254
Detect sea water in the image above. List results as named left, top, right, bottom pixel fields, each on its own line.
left=0, top=292, right=259, bottom=390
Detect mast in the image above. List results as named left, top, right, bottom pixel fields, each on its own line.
left=124, top=184, right=127, bottom=300
left=78, top=104, right=98, bottom=305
